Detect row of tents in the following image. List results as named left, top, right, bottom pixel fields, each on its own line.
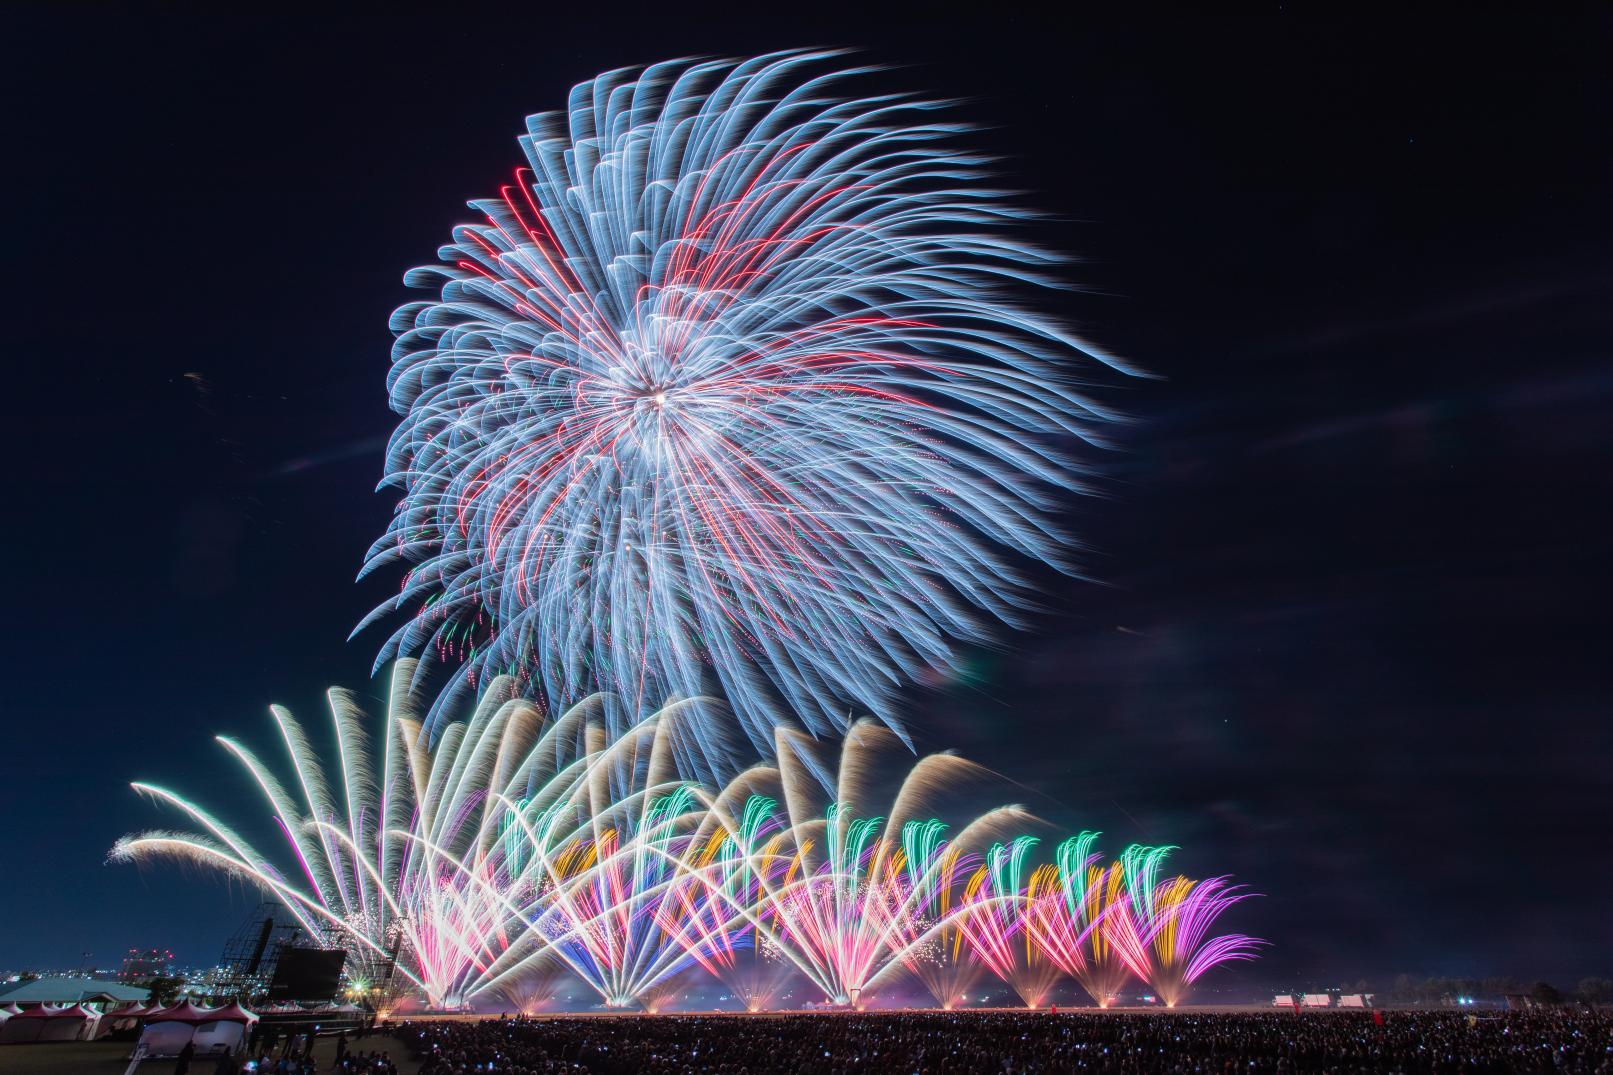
left=0, top=1003, right=110, bottom=1043
left=1, top=997, right=371, bottom=1056
left=0, top=1000, right=257, bottom=1054
left=1272, top=993, right=1375, bottom=1008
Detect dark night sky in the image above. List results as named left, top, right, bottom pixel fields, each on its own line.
left=5, top=11, right=1611, bottom=990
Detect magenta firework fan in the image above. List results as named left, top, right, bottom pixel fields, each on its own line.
left=357, top=49, right=1130, bottom=750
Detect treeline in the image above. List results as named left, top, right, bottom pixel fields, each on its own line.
left=1369, top=974, right=1613, bottom=1005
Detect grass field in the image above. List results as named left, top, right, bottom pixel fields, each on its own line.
left=0, top=1034, right=416, bottom=1074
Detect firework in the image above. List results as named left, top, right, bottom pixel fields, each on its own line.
left=507, top=716, right=715, bottom=1009
left=492, top=955, right=568, bottom=1016
left=891, top=817, right=979, bottom=1010
left=113, top=674, right=1260, bottom=1011
left=112, top=663, right=527, bottom=1006
left=1103, top=854, right=1265, bottom=1007
left=356, top=49, right=1130, bottom=754
left=953, top=837, right=1062, bottom=1008
left=112, top=662, right=714, bottom=1009
left=1023, top=837, right=1165, bottom=1007
left=696, top=721, right=1035, bottom=1008
left=657, top=780, right=797, bottom=1011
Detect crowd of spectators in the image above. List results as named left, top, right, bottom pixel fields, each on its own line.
left=394, top=1008, right=1612, bottom=1074
left=329, top=1029, right=402, bottom=1074
left=223, top=1029, right=399, bottom=1073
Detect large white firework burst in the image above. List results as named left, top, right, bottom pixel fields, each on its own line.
left=357, top=49, right=1131, bottom=751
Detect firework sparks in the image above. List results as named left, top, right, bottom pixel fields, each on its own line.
left=114, top=673, right=1259, bottom=1011
left=356, top=50, right=1132, bottom=756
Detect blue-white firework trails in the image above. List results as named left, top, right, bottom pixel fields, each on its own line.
left=357, top=50, right=1131, bottom=759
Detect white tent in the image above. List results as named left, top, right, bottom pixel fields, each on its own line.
left=138, top=1001, right=256, bottom=1058
left=190, top=1002, right=256, bottom=1056
left=37, top=1004, right=99, bottom=1042
left=137, top=1019, right=195, bottom=1057
left=138, top=1001, right=213, bottom=1057
left=0, top=1005, right=58, bottom=1044
left=96, top=1002, right=151, bottom=1038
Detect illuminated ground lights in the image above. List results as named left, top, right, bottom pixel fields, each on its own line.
left=114, top=670, right=1261, bottom=1012
left=356, top=49, right=1136, bottom=756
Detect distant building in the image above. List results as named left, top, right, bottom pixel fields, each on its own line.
left=0, top=976, right=151, bottom=1007
left=119, top=948, right=174, bottom=983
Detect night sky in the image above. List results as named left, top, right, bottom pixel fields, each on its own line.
left=6, top=12, right=1611, bottom=990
